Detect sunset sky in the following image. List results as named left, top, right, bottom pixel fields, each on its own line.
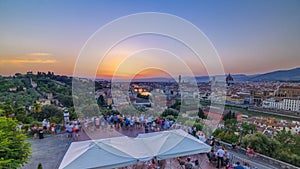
left=0, top=0, right=299, bottom=78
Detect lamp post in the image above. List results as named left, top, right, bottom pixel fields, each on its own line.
left=63, top=109, right=70, bottom=126
left=239, top=127, right=243, bottom=152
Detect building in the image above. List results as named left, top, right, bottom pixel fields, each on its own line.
left=250, top=90, right=274, bottom=106
left=30, top=78, right=37, bottom=88
left=275, top=86, right=300, bottom=98
left=246, top=117, right=300, bottom=135
left=262, top=97, right=300, bottom=112
left=262, top=98, right=282, bottom=109
left=226, top=73, right=234, bottom=86
left=282, top=98, right=300, bottom=112
left=36, top=99, right=51, bottom=106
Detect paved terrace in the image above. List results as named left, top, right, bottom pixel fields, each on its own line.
left=22, top=127, right=299, bottom=169
left=22, top=128, right=215, bottom=169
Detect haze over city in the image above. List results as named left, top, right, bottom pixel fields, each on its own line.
left=0, top=0, right=299, bottom=78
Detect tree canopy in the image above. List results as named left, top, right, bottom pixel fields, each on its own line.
left=0, top=117, right=31, bottom=168
left=197, top=107, right=206, bottom=119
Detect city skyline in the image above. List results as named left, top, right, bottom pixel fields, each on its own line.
left=0, top=0, right=299, bottom=78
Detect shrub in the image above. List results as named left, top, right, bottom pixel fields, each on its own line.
left=37, top=163, right=43, bottom=169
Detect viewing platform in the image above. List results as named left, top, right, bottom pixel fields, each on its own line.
left=23, top=128, right=299, bottom=169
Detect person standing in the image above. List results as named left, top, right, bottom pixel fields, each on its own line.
left=32, top=125, right=38, bottom=139
left=234, top=162, right=244, bottom=169
left=55, top=123, right=61, bottom=134
left=216, top=146, right=225, bottom=168
left=38, top=127, right=44, bottom=139
left=184, top=157, right=193, bottom=169
left=42, top=119, right=47, bottom=130
left=46, top=120, right=50, bottom=133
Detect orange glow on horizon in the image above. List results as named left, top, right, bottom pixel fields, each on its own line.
left=96, top=68, right=173, bottom=79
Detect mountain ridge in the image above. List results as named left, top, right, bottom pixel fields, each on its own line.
left=130, top=67, right=300, bottom=82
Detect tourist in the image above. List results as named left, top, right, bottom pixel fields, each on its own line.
left=66, top=122, right=73, bottom=138
left=246, top=147, right=255, bottom=158
left=184, top=157, right=194, bottom=169
left=145, top=123, right=150, bottom=133
left=38, top=126, right=44, bottom=139
left=225, top=164, right=234, bottom=169
left=216, top=146, right=225, bottom=168
left=135, top=160, right=145, bottom=169
left=157, top=159, right=166, bottom=169
left=51, top=123, right=55, bottom=136
left=194, top=159, right=199, bottom=168
left=74, top=123, right=80, bottom=138
left=42, top=119, right=47, bottom=130
left=100, top=115, right=105, bottom=130
left=95, top=117, right=100, bottom=130
left=130, top=117, right=134, bottom=130
left=231, top=141, right=236, bottom=149
left=209, top=137, right=215, bottom=147
left=55, top=123, right=61, bottom=134
left=46, top=120, right=50, bottom=133
left=177, top=157, right=185, bottom=166
left=32, top=125, right=38, bottom=139
left=198, top=133, right=206, bottom=142
left=207, top=148, right=216, bottom=162
left=148, top=159, right=157, bottom=169
left=234, top=162, right=244, bottom=169
left=136, top=115, right=141, bottom=129
left=243, top=162, right=250, bottom=169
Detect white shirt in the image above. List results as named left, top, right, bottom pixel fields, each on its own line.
left=198, top=135, right=206, bottom=142
left=217, top=149, right=225, bottom=157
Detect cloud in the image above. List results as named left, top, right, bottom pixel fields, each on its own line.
left=0, top=59, right=57, bottom=64
left=26, top=52, right=52, bottom=57
left=0, top=52, right=57, bottom=64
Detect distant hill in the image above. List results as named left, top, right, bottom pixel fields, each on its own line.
left=121, top=67, right=300, bottom=83
left=248, top=67, right=300, bottom=82
left=195, top=67, right=300, bottom=82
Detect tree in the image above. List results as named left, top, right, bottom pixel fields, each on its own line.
left=0, top=109, right=4, bottom=116
left=223, top=110, right=236, bottom=121
left=242, top=133, right=280, bottom=157
left=170, top=99, right=181, bottom=111
left=37, top=163, right=43, bottom=169
left=192, top=122, right=204, bottom=131
left=33, top=103, right=41, bottom=120
left=241, top=122, right=257, bottom=136
left=161, top=108, right=179, bottom=117
left=224, top=119, right=238, bottom=133
left=0, top=117, right=31, bottom=168
left=197, top=108, right=206, bottom=119
left=2, top=104, right=14, bottom=117
left=39, top=105, right=63, bottom=121
left=97, top=95, right=106, bottom=107
left=273, top=130, right=300, bottom=158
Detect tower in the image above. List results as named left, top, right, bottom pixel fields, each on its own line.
left=226, top=73, right=234, bottom=86
left=179, top=75, right=182, bottom=84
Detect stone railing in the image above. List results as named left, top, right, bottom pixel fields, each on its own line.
left=216, top=140, right=299, bottom=169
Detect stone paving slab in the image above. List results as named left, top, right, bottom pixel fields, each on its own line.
left=22, top=135, right=70, bottom=169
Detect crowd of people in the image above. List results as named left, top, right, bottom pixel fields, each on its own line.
left=28, top=119, right=79, bottom=140
left=206, top=136, right=254, bottom=169
left=26, top=114, right=256, bottom=168
left=80, top=114, right=176, bottom=132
